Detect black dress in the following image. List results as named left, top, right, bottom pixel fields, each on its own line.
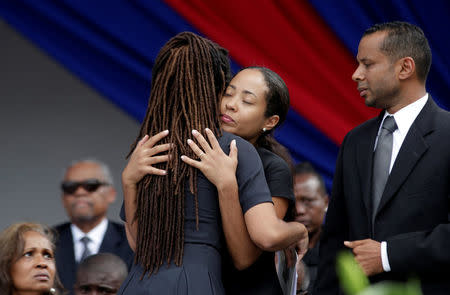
left=118, top=132, right=273, bottom=295
left=223, top=147, right=294, bottom=295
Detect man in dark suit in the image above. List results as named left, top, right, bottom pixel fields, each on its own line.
left=315, top=21, right=450, bottom=295
left=54, top=159, right=133, bottom=294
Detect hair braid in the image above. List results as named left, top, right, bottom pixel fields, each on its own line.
left=127, top=32, right=230, bottom=276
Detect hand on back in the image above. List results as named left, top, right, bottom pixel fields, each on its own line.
left=122, top=130, right=172, bottom=187
left=181, top=128, right=238, bottom=190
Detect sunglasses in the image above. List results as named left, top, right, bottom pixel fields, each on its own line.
left=61, top=179, right=110, bottom=194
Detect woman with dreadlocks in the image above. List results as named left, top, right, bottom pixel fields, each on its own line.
left=118, top=32, right=305, bottom=294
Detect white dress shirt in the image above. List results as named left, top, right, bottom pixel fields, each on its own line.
left=71, top=217, right=108, bottom=262
left=374, top=93, right=428, bottom=272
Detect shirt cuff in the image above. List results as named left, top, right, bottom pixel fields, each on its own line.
left=381, top=241, right=391, bottom=272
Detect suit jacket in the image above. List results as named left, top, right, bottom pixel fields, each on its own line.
left=315, top=98, right=450, bottom=295
left=54, top=220, right=133, bottom=294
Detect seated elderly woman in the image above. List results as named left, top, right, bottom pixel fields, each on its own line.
left=0, top=222, right=65, bottom=295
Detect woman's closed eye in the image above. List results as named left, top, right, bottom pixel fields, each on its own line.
left=223, top=86, right=235, bottom=97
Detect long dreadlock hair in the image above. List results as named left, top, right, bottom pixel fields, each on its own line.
left=127, top=32, right=231, bottom=276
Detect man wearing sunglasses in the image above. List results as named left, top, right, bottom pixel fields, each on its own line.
left=53, top=159, right=133, bottom=294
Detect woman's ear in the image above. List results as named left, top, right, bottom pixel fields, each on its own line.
left=263, top=115, right=280, bottom=132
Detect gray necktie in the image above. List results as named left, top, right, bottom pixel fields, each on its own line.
left=372, top=116, right=397, bottom=222
left=80, top=236, right=92, bottom=262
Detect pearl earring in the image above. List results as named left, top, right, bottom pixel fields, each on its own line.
left=262, top=128, right=267, bottom=132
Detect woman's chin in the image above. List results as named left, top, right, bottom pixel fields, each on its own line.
left=221, top=125, right=234, bottom=133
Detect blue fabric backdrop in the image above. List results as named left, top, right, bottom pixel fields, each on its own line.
left=1, top=0, right=448, bottom=191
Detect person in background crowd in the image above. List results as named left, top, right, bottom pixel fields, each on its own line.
left=0, top=222, right=65, bottom=295
left=54, top=159, right=132, bottom=294
left=74, top=253, right=128, bottom=295
left=293, top=162, right=329, bottom=294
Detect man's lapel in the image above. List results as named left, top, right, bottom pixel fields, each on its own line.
left=376, top=98, right=436, bottom=216
left=99, top=221, right=118, bottom=252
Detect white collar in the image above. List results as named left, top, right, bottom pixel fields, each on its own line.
left=382, top=93, right=428, bottom=137
left=71, top=218, right=108, bottom=245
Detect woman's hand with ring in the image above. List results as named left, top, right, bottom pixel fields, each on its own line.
left=181, top=128, right=238, bottom=189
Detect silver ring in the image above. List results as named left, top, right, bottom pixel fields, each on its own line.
left=198, top=152, right=205, bottom=158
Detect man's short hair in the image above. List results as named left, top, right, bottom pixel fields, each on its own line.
left=76, top=253, right=128, bottom=281
left=63, top=158, right=114, bottom=185
left=294, top=162, right=327, bottom=196
left=363, top=21, right=432, bottom=83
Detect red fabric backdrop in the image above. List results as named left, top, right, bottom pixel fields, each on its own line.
left=165, top=0, right=379, bottom=144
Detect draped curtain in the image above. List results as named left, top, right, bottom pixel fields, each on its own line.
left=1, top=0, right=449, bottom=190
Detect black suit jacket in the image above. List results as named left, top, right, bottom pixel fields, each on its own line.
left=315, top=98, right=450, bottom=295
left=54, top=220, right=133, bottom=294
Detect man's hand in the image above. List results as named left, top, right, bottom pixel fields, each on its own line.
left=344, top=239, right=383, bottom=276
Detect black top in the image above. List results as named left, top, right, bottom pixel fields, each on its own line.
left=183, top=133, right=274, bottom=250
left=257, top=147, right=294, bottom=203
left=118, top=132, right=273, bottom=294
left=223, top=147, right=294, bottom=295
left=120, top=131, right=273, bottom=251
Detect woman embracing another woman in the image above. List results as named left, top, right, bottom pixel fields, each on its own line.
left=119, top=32, right=307, bottom=295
